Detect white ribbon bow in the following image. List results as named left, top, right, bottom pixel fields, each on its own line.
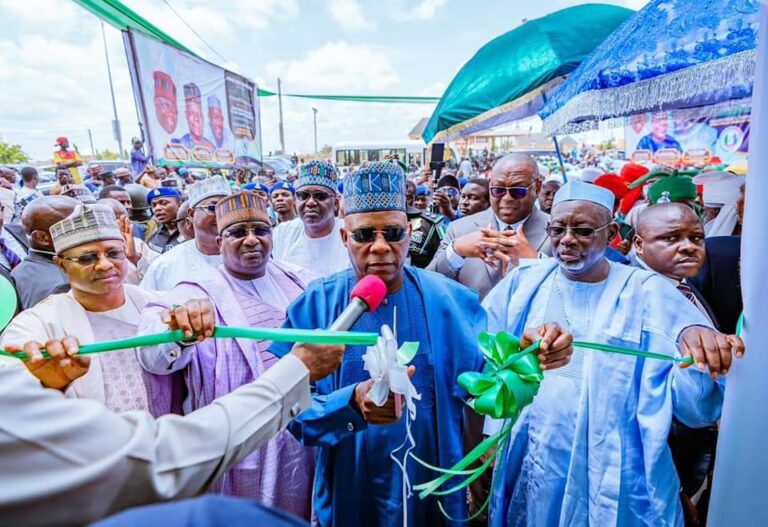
left=362, top=324, right=421, bottom=526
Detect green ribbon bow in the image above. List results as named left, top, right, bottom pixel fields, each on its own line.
left=411, top=331, right=541, bottom=521
left=458, top=331, right=543, bottom=420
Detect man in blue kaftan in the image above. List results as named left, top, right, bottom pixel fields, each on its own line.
left=272, top=162, right=572, bottom=527
left=483, top=181, right=745, bottom=527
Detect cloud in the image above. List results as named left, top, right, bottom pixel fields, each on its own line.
left=328, top=0, right=373, bottom=32
left=265, top=42, right=399, bottom=92
left=391, top=0, right=447, bottom=21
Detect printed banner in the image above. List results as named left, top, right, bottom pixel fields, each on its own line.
left=125, top=31, right=262, bottom=167
left=625, top=110, right=750, bottom=166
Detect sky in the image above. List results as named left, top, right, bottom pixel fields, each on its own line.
left=0, top=0, right=647, bottom=161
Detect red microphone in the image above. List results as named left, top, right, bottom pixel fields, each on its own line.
left=328, top=275, right=387, bottom=331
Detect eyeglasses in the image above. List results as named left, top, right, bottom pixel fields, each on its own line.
left=489, top=184, right=533, bottom=199
left=350, top=226, right=408, bottom=244
left=193, top=204, right=217, bottom=214
left=222, top=225, right=272, bottom=239
left=59, top=249, right=127, bottom=266
left=296, top=190, right=332, bottom=202
left=437, top=186, right=459, bottom=197
left=545, top=223, right=611, bottom=239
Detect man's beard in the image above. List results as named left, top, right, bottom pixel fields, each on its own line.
left=554, top=252, right=587, bottom=273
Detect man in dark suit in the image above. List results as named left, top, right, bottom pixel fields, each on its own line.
left=428, top=153, right=550, bottom=299
left=689, top=237, right=742, bottom=335
left=632, top=202, right=724, bottom=526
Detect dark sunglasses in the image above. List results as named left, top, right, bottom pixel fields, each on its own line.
left=296, top=190, right=332, bottom=202
left=222, top=225, right=272, bottom=239
left=59, top=249, right=127, bottom=266
left=350, top=226, right=408, bottom=243
left=489, top=184, right=533, bottom=199
left=194, top=204, right=217, bottom=214
left=437, top=186, right=459, bottom=196
left=545, top=223, right=611, bottom=239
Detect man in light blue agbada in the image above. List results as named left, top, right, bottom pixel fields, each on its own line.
left=483, top=180, right=745, bottom=527
left=271, top=162, right=573, bottom=527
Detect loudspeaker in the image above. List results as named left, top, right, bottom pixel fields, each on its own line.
left=430, top=143, right=445, bottom=165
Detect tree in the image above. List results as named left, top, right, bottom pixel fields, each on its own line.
left=319, top=144, right=332, bottom=157
left=0, top=138, right=29, bottom=164
left=97, top=149, right=120, bottom=160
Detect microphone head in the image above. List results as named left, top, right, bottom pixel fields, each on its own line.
left=350, top=275, right=388, bottom=312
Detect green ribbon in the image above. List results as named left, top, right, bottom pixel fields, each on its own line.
left=414, top=330, right=701, bottom=520
left=0, top=326, right=380, bottom=361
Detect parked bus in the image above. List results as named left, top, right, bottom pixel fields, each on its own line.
left=332, top=141, right=426, bottom=175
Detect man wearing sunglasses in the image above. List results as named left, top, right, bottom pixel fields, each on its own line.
left=272, top=161, right=350, bottom=278
left=484, top=181, right=744, bottom=527
left=141, top=176, right=232, bottom=291
left=136, top=191, right=316, bottom=517
left=269, top=161, right=573, bottom=526
left=429, top=153, right=550, bottom=299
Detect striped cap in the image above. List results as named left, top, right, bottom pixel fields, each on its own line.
left=215, top=191, right=270, bottom=234
left=50, top=204, right=123, bottom=255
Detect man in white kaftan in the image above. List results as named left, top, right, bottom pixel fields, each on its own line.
left=483, top=181, right=744, bottom=527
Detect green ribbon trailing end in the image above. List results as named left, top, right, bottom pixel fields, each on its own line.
left=0, top=326, right=380, bottom=361
left=411, top=331, right=542, bottom=521
left=412, top=331, right=698, bottom=521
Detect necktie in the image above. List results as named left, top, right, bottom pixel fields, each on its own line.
left=0, top=237, right=21, bottom=270
left=677, top=282, right=698, bottom=305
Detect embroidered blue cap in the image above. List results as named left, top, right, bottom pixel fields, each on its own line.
left=298, top=160, right=338, bottom=191
left=343, top=161, right=406, bottom=215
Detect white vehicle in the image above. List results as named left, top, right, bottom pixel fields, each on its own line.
left=332, top=141, right=426, bottom=175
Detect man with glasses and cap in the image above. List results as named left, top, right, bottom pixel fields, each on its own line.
left=483, top=180, right=744, bottom=527
left=145, top=187, right=183, bottom=254
left=429, top=153, right=550, bottom=300
left=0, top=203, right=211, bottom=414
left=141, top=176, right=231, bottom=291
left=271, top=161, right=350, bottom=277
left=270, top=161, right=573, bottom=526
left=136, top=191, right=314, bottom=518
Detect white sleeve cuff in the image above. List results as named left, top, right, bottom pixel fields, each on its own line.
left=445, top=242, right=466, bottom=271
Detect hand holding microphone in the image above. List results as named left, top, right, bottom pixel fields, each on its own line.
left=291, top=275, right=388, bottom=381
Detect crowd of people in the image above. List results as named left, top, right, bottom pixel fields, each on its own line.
left=0, top=141, right=747, bottom=526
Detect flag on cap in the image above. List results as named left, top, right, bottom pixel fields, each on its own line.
left=553, top=180, right=615, bottom=212
left=343, top=161, right=406, bottom=215
left=215, top=191, right=269, bottom=234
left=50, top=204, right=122, bottom=255
left=187, top=175, right=232, bottom=207
left=298, top=161, right=338, bottom=191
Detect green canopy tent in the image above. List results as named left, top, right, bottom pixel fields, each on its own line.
left=421, top=3, right=633, bottom=144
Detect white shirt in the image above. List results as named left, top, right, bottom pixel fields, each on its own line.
left=445, top=213, right=529, bottom=271
left=271, top=217, right=350, bottom=278
left=141, top=240, right=222, bottom=291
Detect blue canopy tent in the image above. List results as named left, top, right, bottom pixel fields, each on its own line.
left=540, top=0, right=759, bottom=135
